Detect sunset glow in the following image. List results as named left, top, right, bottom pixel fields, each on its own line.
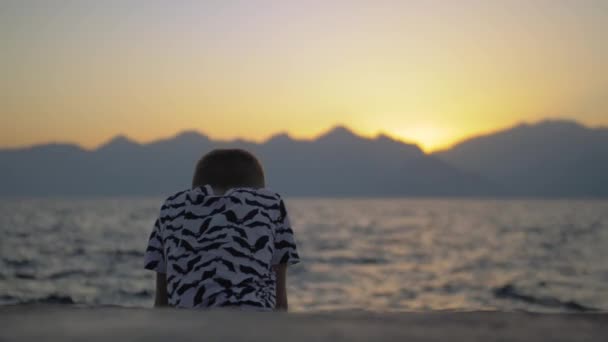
left=1, top=1, right=607, bottom=152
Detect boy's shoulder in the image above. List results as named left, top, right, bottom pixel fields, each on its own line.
left=160, top=188, right=196, bottom=207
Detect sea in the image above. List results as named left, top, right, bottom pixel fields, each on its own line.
left=1, top=198, right=607, bottom=313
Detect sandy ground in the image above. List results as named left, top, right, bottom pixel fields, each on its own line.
left=0, top=305, right=606, bottom=341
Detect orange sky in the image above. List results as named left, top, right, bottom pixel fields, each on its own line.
left=1, top=1, right=607, bottom=152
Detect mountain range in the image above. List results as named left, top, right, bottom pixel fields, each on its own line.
left=1, top=120, right=606, bottom=197
left=435, top=120, right=608, bottom=197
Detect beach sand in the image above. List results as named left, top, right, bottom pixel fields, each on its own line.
left=1, top=306, right=606, bottom=341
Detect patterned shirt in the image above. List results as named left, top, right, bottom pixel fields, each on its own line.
left=144, top=185, right=300, bottom=310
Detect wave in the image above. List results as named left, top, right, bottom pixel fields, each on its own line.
left=493, top=284, right=598, bottom=312
left=310, top=256, right=388, bottom=265
left=0, top=294, right=19, bottom=305
left=15, top=272, right=37, bottom=280
left=111, top=250, right=145, bottom=258
left=47, top=270, right=98, bottom=280
left=2, top=295, right=77, bottom=306
left=2, top=258, right=33, bottom=268
left=12, top=270, right=99, bottom=280
left=117, top=289, right=153, bottom=298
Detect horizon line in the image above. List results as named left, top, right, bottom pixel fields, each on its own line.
left=1, top=117, right=603, bottom=154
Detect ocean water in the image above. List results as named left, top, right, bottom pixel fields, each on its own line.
left=1, top=198, right=607, bottom=312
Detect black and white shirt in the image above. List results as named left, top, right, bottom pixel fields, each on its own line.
left=144, top=185, right=299, bottom=310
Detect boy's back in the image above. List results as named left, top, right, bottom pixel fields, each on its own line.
left=144, top=184, right=299, bottom=310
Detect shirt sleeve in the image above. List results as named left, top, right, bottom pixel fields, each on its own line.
left=144, top=217, right=167, bottom=273
left=271, top=199, right=300, bottom=266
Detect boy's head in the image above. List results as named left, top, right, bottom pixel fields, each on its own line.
left=192, top=149, right=265, bottom=191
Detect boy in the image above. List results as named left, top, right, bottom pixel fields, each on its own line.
left=144, top=149, right=300, bottom=311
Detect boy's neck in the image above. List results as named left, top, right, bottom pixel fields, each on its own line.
left=211, top=186, right=227, bottom=195
left=194, top=184, right=261, bottom=195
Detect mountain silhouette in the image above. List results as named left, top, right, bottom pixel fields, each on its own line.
left=0, top=125, right=496, bottom=196
left=0, top=120, right=606, bottom=197
left=253, top=126, right=488, bottom=196
left=434, top=120, right=608, bottom=196
left=97, top=135, right=141, bottom=153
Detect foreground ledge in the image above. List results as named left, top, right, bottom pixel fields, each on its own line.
left=1, top=305, right=606, bottom=342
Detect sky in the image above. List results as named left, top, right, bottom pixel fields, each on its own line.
left=1, top=0, right=607, bottom=152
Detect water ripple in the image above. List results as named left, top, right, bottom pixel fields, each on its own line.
left=1, top=197, right=607, bottom=312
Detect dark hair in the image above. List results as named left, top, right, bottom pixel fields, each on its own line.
left=192, top=149, right=265, bottom=189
